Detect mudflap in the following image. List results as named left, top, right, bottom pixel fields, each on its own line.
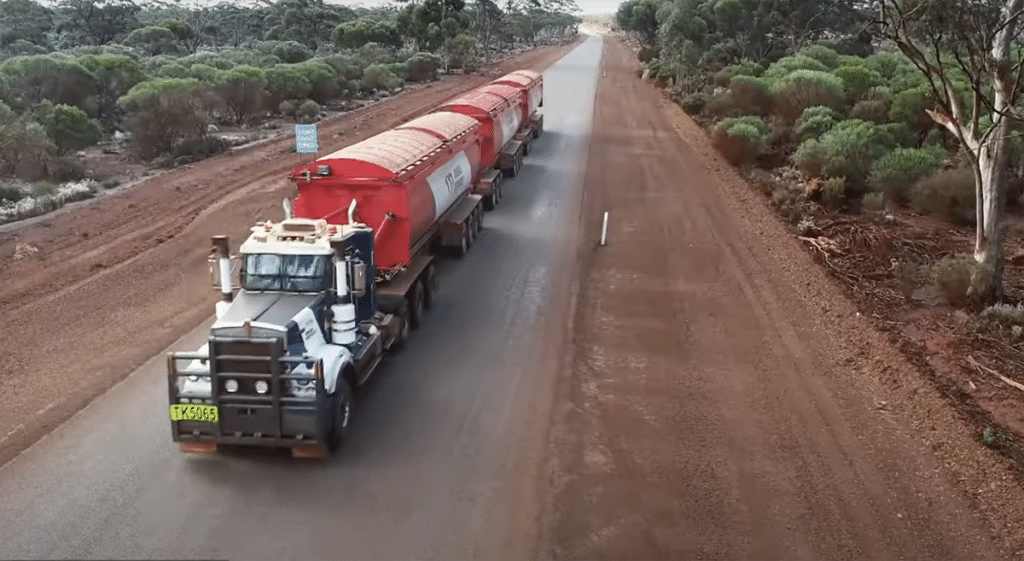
left=292, top=444, right=329, bottom=459
left=179, top=441, right=217, bottom=454
left=498, top=140, right=524, bottom=173
left=440, top=194, right=482, bottom=249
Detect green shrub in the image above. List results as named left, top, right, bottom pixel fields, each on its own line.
left=910, top=167, right=976, bottom=224
left=889, top=86, right=935, bottom=139
left=798, top=45, right=842, bottom=69
left=0, top=184, right=26, bottom=202
left=870, top=146, right=945, bottom=202
left=880, top=122, right=917, bottom=148
left=705, top=90, right=741, bottom=120
left=793, top=119, right=895, bottom=187
left=406, top=52, right=442, bottom=82
left=763, top=55, right=829, bottom=82
left=771, top=70, right=846, bottom=122
left=729, top=75, right=771, bottom=116
left=294, top=99, right=320, bottom=123
left=822, top=176, right=846, bottom=209
left=864, top=52, right=905, bottom=79
left=981, top=302, right=1024, bottom=328
left=295, top=59, right=338, bottom=103
left=680, top=91, right=709, bottom=115
left=360, top=63, right=402, bottom=92
left=795, top=105, right=841, bottom=139
left=713, top=61, right=764, bottom=87
left=714, top=115, right=768, bottom=136
left=51, top=157, right=86, bottom=182
left=32, top=102, right=102, bottom=154
left=172, top=135, right=229, bottom=160
left=118, top=77, right=212, bottom=160
left=816, top=120, right=896, bottom=188
left=188, top=63, right=222, bottom=82
left=863, top=86, right=892, bottom=104
left=932, top=255, right=980, bottom=306
left=387, top=61, right=408, bottom=81
left=793, top=138, right=827, bottom=177
left=279, top=99, right=298, bottom=117
left=832, top=65, right=884, bottom=102
left=712, top=117, right=767, bottom=166
left=849, top=99, right=889, bottom=123
left=154, top=62, right=188, bottom=79
left=271, top=41, right=313, bottom=64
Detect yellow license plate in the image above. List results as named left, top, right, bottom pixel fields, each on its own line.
left=169, top=404, right=219, bottom=423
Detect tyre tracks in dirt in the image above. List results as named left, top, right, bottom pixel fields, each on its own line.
left=0, top=40, right=582, bottom=468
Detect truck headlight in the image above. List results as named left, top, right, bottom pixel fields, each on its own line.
left=225, top=379, right=238, bottom=393
left=255, top=380, right=269, bottom=394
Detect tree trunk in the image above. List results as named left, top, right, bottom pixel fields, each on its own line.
left=973, top=119, right=1009, bottom=302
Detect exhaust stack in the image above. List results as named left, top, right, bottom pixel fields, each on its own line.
left=330, top=238, right=357, bottom=345
left=212, top=236, right=232, bottom=303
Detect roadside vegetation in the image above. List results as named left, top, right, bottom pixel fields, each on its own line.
left=614, top=0, right=1024, bottom=471
left=0, top=0, right=580, bottom=225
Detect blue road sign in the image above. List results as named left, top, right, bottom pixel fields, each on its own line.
left=295, top=124, right=318, bottom=154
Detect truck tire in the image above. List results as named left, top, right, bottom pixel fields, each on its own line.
left=504, top=156, right=519, bottom=178
left=466, top=218, right=476, bottom=247
left=327, top=379, right=353, bottom=452
left=389, top=300, right=411, bottom=352
left=408, top=282, right=425, bottom=328
left=453, top=228, right=469, bottom=258
left=422, top=264, right=437, bottom=310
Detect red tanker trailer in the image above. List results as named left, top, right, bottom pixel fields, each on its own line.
left=490, top=70, right=544, bottom=140
left=432, top=88, right=526, bottom=211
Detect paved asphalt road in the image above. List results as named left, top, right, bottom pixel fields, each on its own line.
left=0, top=34, right=604, bottom=561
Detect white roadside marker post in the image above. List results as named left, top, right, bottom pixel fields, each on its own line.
left=600, top=212, right=609, bottom=246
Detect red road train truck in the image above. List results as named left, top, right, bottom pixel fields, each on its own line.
left=166, top=71, right=544, bottom=459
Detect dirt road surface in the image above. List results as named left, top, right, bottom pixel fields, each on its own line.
left=0, top=35, right=602, bottom=560
left=0, top=40, right=580, bottom=468
left=538, top=37, right=1024, bottom=560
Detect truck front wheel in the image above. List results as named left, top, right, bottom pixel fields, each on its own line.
left=327, top=379, right=353, bottom=452
left=408, top=282, right=425, bottom=328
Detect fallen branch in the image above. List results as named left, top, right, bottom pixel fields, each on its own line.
left=968, top=355, right=1024, bottom=393
left=798, top=235, right=844, bottom=254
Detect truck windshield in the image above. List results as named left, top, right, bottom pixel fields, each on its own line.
left=242, top=254, right=330, bottom=292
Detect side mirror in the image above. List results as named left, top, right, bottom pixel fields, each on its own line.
left=351, top=262, right=366, bottom=296
left=207, top=254, right=241, bottom=290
